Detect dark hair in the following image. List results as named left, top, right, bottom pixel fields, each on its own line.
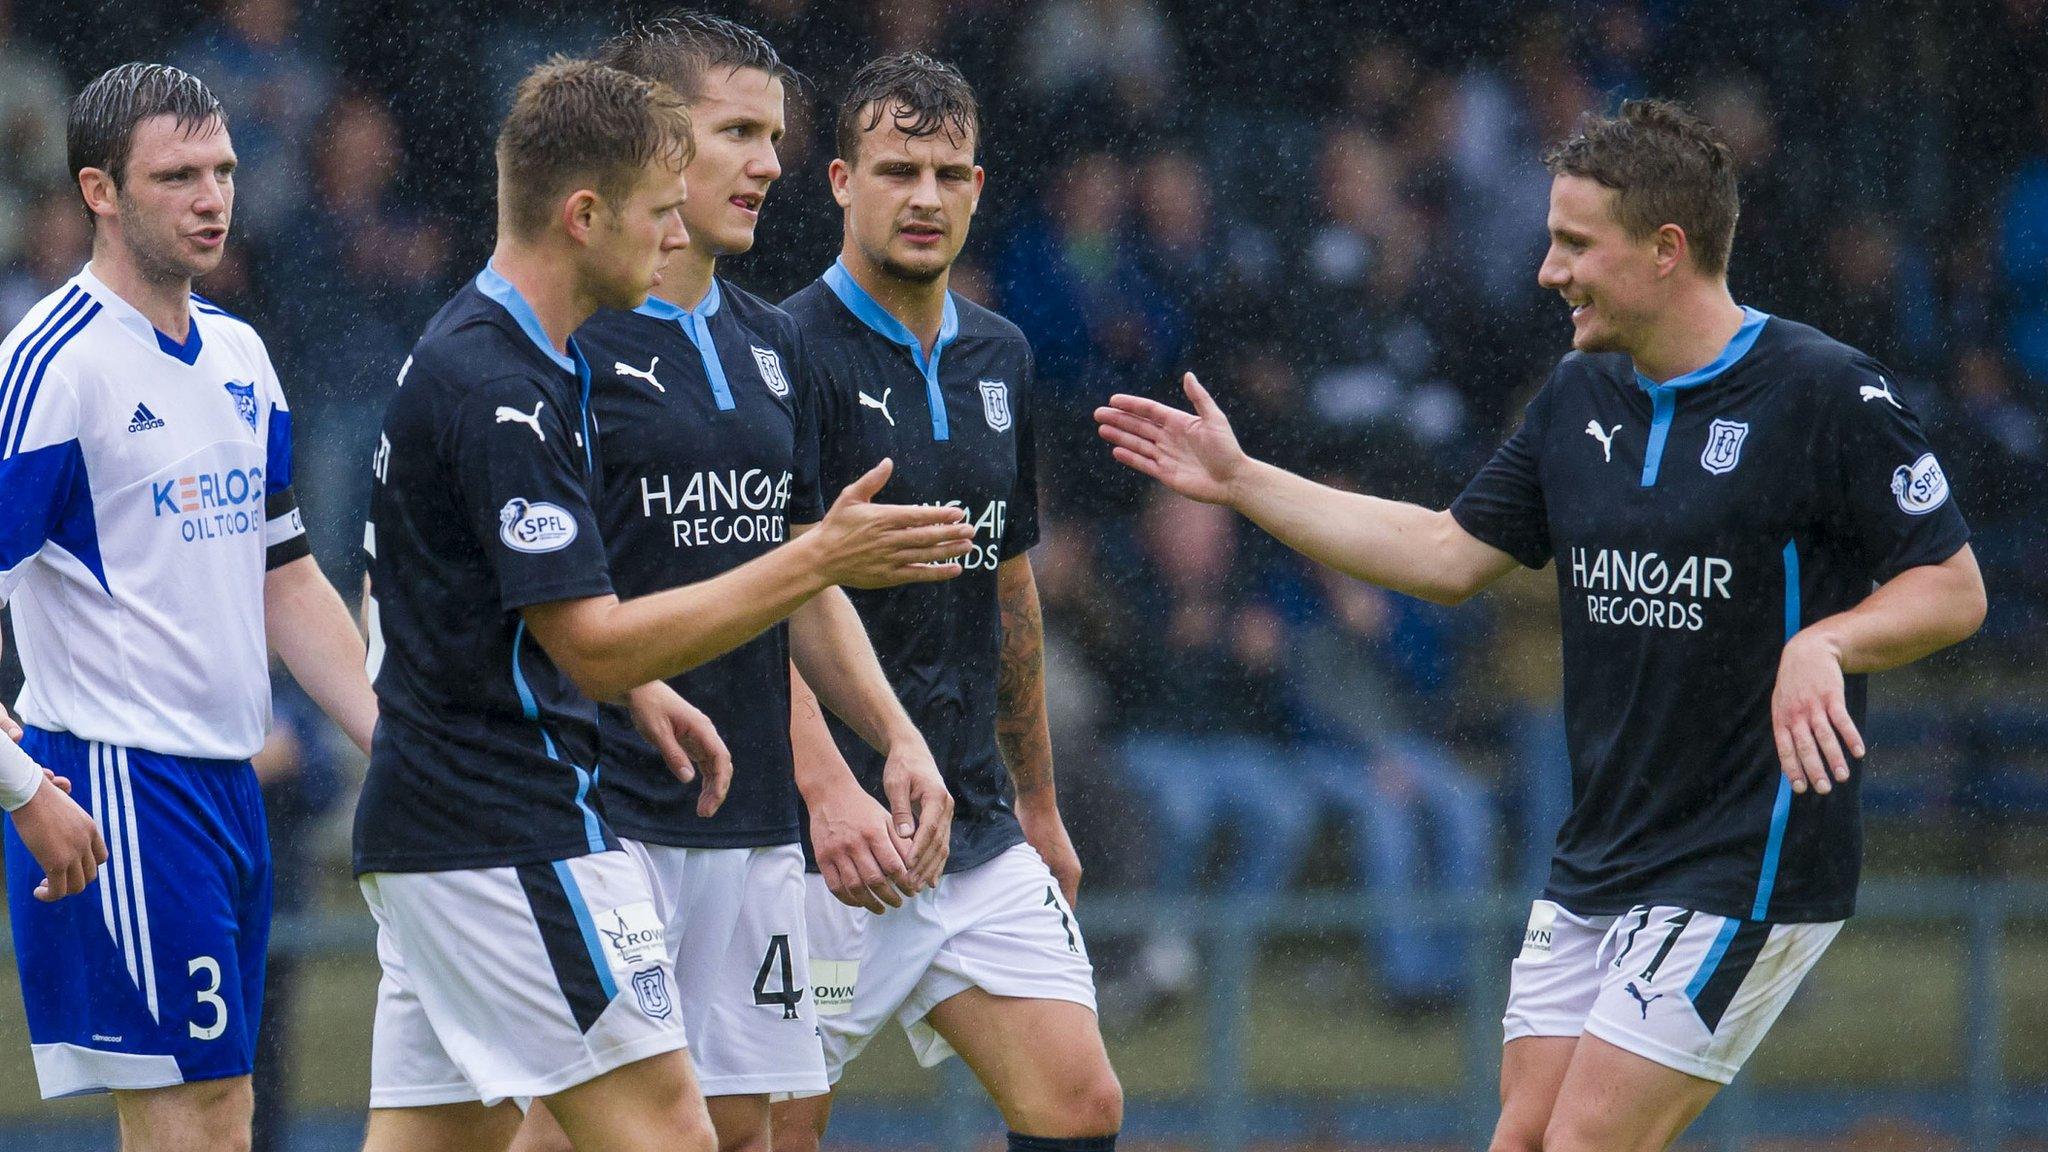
left=495, top=57, right=693, bottom=240
left=596, top=10, right=796, bottom=103
left=1542, top=98, right=1739, bottom=276
left=67, top=62, right=226, bottom=195
left=835, top=52, right=978, bottom=164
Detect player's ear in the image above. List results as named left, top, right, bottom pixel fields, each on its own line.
left=562, top=188, right=602, bottom=244
left=77, top=168, right=119, bottom=222
left=1653, top=223, right=1688, bottom=278
left=828, top=157, right=852, bottom=208
left=970, top=165, right=985, bottom=213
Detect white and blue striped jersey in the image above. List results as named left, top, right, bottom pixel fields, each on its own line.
left=0, top=265, right=307, bottom=762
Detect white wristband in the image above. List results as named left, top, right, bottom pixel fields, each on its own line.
left=0, top=734, right=43, bottom=812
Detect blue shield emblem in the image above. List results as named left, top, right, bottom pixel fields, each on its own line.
left=632, top=967, right=673, bottom=1020
left=1699, top=418, right=1749, bottom=476
left=978, top=379, right=1011, bottom=433
left=224, top=381, right=259, bottom=430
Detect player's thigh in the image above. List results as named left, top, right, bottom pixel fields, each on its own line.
left=112, top=1075, right=253, bottom=1152
left=504, top=1100, right=572, bottom=1152
left=1543, top=1032, right=1720, bottom=1152
left=544, top=1048, right=715, bottom=1152
left=767, top=1092, right=833, bottom=1152
left=925, top=988, right=1123, bottom=1136
left=1489, top=1036, right=1576, bottom=1152
left=362, top=1101, right=522, bottom=1152
left=802, top=872, right=940, bottom=1083
left=704, top=1093, right=771, bottom=1152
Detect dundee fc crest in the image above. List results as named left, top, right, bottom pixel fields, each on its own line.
left=1699, top=418, right=1749, bottom=475
left=633, top=967, right=673, bottom=1020
left=751, top=345, right=790, bottom=397
left=225, top=380, right=259, bottom=429
left=978, top=379, right=1011, bottom=432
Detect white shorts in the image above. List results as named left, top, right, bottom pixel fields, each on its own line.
left=361, top=850, right=688, bottom=1108
left=1503, top=899, right=1843, bottom=1083
left=802, top=841, right=1098, bottom=1086
left=623, top=840, right=827, bottom=1097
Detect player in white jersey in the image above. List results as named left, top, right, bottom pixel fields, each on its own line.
left=0, top=64, right=377, bottom=1151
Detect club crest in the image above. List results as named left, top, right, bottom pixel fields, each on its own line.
left=978, top=379, right=1011, bottom=432
left=1699, top=418, right=1749, bottom=476
left=632, top=967, right=673, bottom=1020
left=224, top=380, right=259, bottom=430
left=752, top=345, right=790, bottom=397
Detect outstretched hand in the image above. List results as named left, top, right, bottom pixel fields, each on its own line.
left=814, top=459, right=975, bottom=589
left=1093, top=372, right=1250, bottom=506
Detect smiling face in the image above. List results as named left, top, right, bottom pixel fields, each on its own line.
left=831, top=101, right=982, bottom=285
left=580, top=156, right=691, bottom=311
left=88, top=113, right=237, bottom=283
left=680, top=65, right=785, bottom=259
left=1537, top=173, right=1672, bottom=356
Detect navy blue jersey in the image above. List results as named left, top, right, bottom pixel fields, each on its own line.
left=578, top=279, right=823, bottom=848
left=1451, top=309, right=1969, bottom=922
left=783, top=261, right=1040, bottom=874
left=353, top=266, right=619, bottom=874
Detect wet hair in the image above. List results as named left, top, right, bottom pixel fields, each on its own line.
left=835, top=52, right=978, bottom=164
left=495, top=57, right=693, bottom=240
left=1542, top=98, right=1739, bottom=277
left=67, top=62, right=226, bottom=196
left=596, top=10, right=797, bottom=103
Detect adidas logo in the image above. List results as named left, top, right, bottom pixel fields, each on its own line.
left=127, top=403, right=165, bottom=433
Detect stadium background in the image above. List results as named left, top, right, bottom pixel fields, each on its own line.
left=2, top=0, right=2046, bottom=1147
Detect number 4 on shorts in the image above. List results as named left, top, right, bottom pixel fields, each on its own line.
left=753, top=934, right=804, bottom=1020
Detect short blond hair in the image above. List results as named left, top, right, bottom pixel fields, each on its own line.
left=496, top=57, right=693, bottom=240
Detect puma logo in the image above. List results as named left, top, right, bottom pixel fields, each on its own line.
left=615, top=357, right=664, bottom=392
left=495, top=402, right=546, bottom=441
left=1625, top=981, right=1662, bottom=1020
left=859, top=388, right=894, bottom=426
left=1860, top=376, right=1902, bottom=409
left=1585, top=420, right=1621, bottom=462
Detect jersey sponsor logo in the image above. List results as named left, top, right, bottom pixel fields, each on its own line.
left=127, top=402, right=166, bottom=433
left=1860, top=375, right=1902, bottom=409
left=751, top=345, right=789, bottom=397
left=498, top=497, right=579, bottom=553
left=1700, top=418, right=1749, bottom=475
left=928, top=498, right=1008, bottom=570
left=151, top=465, right=268, bottom=543
left=224, top=380, right=259, bottom=430
left=639, top=467, right=794, bottom=547
left=615, top=356, right=664, bottom=393
left=859, top=387, right=894, bottom=426
left=810, top=958, right=858, bottom=1017
left=495, top=401, right=546, bottom=441
left=632, top=966, right=674, bottom=1020
left=1891, top=452, right=1949, bottom=515
left=1584, top=420, right=1620, bottom=462
left=1569, top=547, right=1734, bottom=632
left=1518, top=901, right=1558, bottom=963
left=979, top=379, right=1011, bottom=432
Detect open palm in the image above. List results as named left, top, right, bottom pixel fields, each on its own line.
left=1093, top=372, right=1247, bottom=506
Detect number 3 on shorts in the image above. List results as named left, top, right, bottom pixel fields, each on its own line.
left=189, top=955, right=226, bottom=1040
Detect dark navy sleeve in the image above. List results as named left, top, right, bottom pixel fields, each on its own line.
left=1450, top=370, right=1558, bottom=569
left=1817, top=358, right=1970, bottom=582
left=1000, top=346, right=1041, bottom=556
left=787, top=330, right=825, bottom=525
left=447, top=374, right=613, bottom=609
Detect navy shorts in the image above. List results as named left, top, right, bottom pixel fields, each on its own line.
left=4, top=726, right=271, bottom=1097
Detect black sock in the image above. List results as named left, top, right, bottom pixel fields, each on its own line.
left=1007, top=1134, right=1117, bottom=1152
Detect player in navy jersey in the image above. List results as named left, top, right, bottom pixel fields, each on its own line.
left=1097, top=99, right=1985, bottom=1152
left=355, top=60, right=973, bottom=1152
left=507, top=18, right=955, bottom=1152
left=769, top=55, right=1124, bottom=1152
left=0, top=64, right=378, bottom=1150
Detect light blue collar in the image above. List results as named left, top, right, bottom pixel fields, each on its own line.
left=476, top=262, right=578, bottom=375
left=1634, top=307, right=1770, bottom=393
left=822, top=258, right=958, bottom=440
left=633, top=277, right=722, bottom=323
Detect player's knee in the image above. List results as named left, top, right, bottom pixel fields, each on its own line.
left=123, top=1078, right=252, bottom=1152
left=716, top=1126, right=771, bottom=1152
left=1487, top=1130, right=1545, bottom=1152
left=768, top=1102, right=826, bottom=1152
left=1012, top=1065, right=1123, bottom=1136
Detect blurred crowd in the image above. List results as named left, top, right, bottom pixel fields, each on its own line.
left=5, top=0, right=2048, bottom=1020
